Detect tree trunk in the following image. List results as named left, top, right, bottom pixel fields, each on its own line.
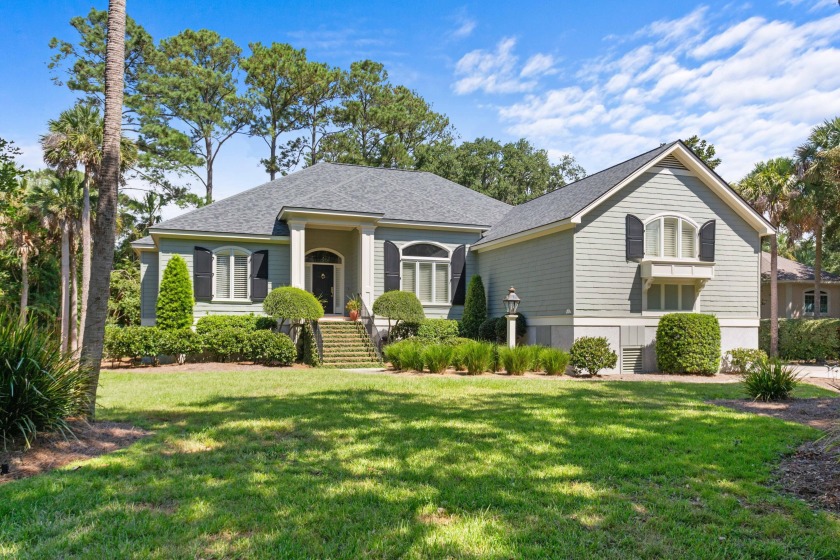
left=19, top=250, right=29, bottom=327
left=770, top=235, right=779, bottom=357
left=60, top=221, right=71, bottom=353
left=81, top=0, right=126, bottom=420
left=79, top=168, right=92, bottom=351
left=310, top=106, right=318, bottom=165
left=205, top=136, right=213, bottom=204
left=269, top=135, right=277, bottom=181
left=70, top=237, right=78, bottom=353
left=814, top=220, right=823, bottom=318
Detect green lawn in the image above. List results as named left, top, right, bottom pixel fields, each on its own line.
left=1, top=370, right=838, bottom=559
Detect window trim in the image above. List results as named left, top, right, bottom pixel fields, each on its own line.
left=399, top=242, right=451, bottom=305
left=804, top=288, right=829, bottom=316
left=643, top=213, right=699, bottom=261
left=212, top=246, right=252, bottom=302
left=643, top=280, right=699, bottom=315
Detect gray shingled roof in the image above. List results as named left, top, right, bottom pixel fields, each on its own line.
left=132, top=236, right=154, bottom=246
left=761, top=252, right=840, bottom=282
left=475, top=142, right=676, bottom=245
left=151, top=163, right=513, bottom=236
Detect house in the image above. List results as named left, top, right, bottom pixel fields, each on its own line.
left=760, top=252, right=840, bottom=319
left=133, top=140, right=774, bottom=373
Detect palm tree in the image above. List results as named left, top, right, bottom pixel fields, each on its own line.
left=82, top=0, right=127, bottom=419
left=736, top=157, right=799, bottom=357
left=0, top=178, right=39, bottom=326
left=796, top=117, right=840, bottom=318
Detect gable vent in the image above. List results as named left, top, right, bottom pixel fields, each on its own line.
left=657, top=154, right=689, bottom=170
left=622, top=346, right=644, bottom=374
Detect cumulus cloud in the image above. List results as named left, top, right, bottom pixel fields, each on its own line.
left=453, top=37, right=553, bottom=94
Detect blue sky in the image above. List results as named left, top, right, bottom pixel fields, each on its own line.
left=2, top=0, right=840, bottom=216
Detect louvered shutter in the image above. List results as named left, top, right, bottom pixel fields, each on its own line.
left=699, top=220, right=716, bottom=262
left=625, top=214, right=644, bottom=260
left=450, top=244, right=466, bottom=304
left=384, top=240, right=400, bottom=292
left=251, top=250, right=269, bottom=301
left=193, top=247, right=213, bottom=300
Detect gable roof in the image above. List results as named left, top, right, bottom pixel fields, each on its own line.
left=475, top=140, right=774, bottom=247
left=150, top=163, right=512, bottom=237
left=761, top=252, right=840, bottom=283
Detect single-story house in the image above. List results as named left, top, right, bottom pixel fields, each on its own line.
left=133, top=140, right=774, bottom=373
left=760, top=252, right=840, bottom=318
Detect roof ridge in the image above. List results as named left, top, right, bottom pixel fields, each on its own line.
left=320, top=161, right=432, bottom=174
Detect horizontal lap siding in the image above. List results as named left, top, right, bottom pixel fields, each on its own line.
left=575, top=171, right=760, bottom=317
left=157, top=238, right=290, bottom=318
left=478, top=229, right=574, bottom=318
left=140, top=251, right=158, bottom=320
left=373, top=227, right=481, bottom=320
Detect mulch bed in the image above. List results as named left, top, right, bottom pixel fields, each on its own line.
left=0, top=421, right=150, bottom=484
left=713, top=398, right=840, bottom=514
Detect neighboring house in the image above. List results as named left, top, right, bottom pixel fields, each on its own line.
left=760, top=252, right=840, bottom=319
left=133, top=140, right=774, bottom=373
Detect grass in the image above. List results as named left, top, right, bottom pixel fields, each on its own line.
left=1, top=369, right=838, bottom=559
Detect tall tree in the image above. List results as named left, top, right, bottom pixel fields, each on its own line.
left=289, top=62, right=343, bottom=167
left=81, top=0, right=126, bottom=419
left=140, top=29, right=250, bottom=203
left=736, top=157, right=798, bottom=357
left=796, top=116, right=840, bottom=318
left=683, top=135, right=722, bottom=170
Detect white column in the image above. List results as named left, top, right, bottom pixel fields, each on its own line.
left=290, top=221, right=306, bottom=289
left=506, top=314, right=518, bottom=349
left=359, top=225, right=376, bottom=309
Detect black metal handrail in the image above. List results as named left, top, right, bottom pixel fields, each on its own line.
left=312, top=320, right=324, bottom=362
left=359, top=297, right=383, bottom=361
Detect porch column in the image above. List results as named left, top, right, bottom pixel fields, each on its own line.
left=359, top=225, right=376, bottom=309
left=290, top=221, right=306, bottom=289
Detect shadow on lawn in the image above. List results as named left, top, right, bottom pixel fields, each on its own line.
left=2, top=382, right=838, bottom=558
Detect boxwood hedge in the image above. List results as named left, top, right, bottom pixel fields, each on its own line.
left=759, top=318, right=840, bottom=361
left=656, top=313, right=720, bottom=375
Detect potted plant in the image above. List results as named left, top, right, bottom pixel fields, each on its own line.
left=346, top=294, right=361, bottom=321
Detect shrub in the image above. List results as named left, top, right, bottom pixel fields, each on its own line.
left=155, top=255, right=194, bottom=330
left=478, top=318, right=499, bottom=342
left=656, top=313, right=721, bottom=375
left=500, top=346, right=532, bottom=375
left=103, top=325, right=126, bottom=364
left=460, top=275, right=487, bottom=339
left=418, top=319, right=460, bottom=342
left=391, top=321, right=420, bottom=341
left=195, top=314, right=274, bottom=335
left=525, top=345, right=544, bottom=372
left=450, top=343, right=467, bottom=371
left=461, top=341, right=494, bottom=375
left=263, top=287, right=324, bottom=330
left=108, top=268, right=140, bottom=327
left=424, top=344, right=453, bottom=373
left=724, top=348, right=768, bottom=373
left=401, top=342, right=426, bottom=372
left=202, top=328, right=250, bottom=362
left=759, top=319, right=840, bottom=361
left=384, top=339, right=412, bottom=370
left=159, top=328, right=205, bottom=364
left=480, top=315, right=528, bottom=343
left=570, top=336, right=617, bottom=376
left=743, top=360, right=800, bottom=401
left=299, top=321, right=320, bottom=366
left=373, top=291, right=425, bottom=339
left=540, top=348, right=570, bottom=376
left=119, top=326, right=162, bottom=364
left=246, top=330, right=296, bottom=365
left=1, top=314, right=91, bottom=449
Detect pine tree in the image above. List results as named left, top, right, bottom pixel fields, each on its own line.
left=155, top=254, right=194, bottom=330
left=461, top=275, right=487, bottom=339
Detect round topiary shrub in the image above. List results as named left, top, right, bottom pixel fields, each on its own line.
left=372, top=290, right=425, bottom=340
left=263, top=286, right=324, bottom=330
left=570, top=336, right=617, bottom=376
left=460, top=275, right=487, bottom=339
left=155, top=254, right=194, bottom=330
left=656, top=313, right=721, bottom=374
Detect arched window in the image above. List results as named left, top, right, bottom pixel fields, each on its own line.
left=305, top=250, right=342, bottom=264
left=401, top=243, right=450, bottom=304
left=214, top=247, right=250, bottom=300
left=804, top=289, right=828, bottom=315
left=645, top=216, right=697, bottom=259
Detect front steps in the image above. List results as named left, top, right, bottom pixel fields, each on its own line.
left=318, top=320, right=382, bottom=369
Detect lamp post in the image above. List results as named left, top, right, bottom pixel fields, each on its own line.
left=503, top=286, right=520, bottom=349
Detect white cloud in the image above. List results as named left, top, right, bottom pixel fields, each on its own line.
left=451, top=17, right=476, bottom=39
left=453, top=37, right=554, bottom=94
left=520, top=53, right=555, bottom=78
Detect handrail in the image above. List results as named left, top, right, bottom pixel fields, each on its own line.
left=312, top=320, right=324, bottom=362
left=359, top=297, right=384, bottom=361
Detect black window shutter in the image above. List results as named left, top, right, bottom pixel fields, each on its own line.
left=384, top=240, right=400, bottom=292
left=450, top=244, right=466, bottom=305
left=251, top=250, right=269, bottom=301
left=699, top=220, right=716, bottom=262
left=625, top=214, right=644, bottom=260
left=193, top=246, right=213, bottom=300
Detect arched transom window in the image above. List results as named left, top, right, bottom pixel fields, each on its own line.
left=401, top=243, right=450, bottom=304
left=645, top=216, right=697, bottom=259
left=214, top=247, right=250, bottom=300
left=306, top=250, right=342, bottom=264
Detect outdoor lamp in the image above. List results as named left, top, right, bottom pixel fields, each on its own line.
left=503, top=287, right=520, bottom=349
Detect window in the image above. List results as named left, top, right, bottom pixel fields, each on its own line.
left=401, top=243, right=450, bottom=304
left=214, top=248, right=250, bottom=300
left=644, top=216, right=697, bottom=259
left=647, top=283, right=695, bottom=311
left=306, top=250, right=342, bottom=264
left=804, top=289, right=828, bottom=315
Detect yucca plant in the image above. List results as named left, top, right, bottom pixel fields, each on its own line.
left=500, top=346, right=531, bottom=375
left=461, top=341, right=493, bottom=375
left=1, top=313, right=91, bottom=450
left=742, top=359, right=800, bottom=402
left=423, top=344, right=453, bottom=374
left=540, top=348, right=571, bottom=376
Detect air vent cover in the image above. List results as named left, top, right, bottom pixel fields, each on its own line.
left=622, top=346, right=644, bottom=374
left=657, top=154, right=689, bottom=170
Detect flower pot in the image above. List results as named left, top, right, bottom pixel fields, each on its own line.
left=349, top=310, right=359, bottom=321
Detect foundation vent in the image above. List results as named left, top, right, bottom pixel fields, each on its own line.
left=621, top=346, right=644, bottom=374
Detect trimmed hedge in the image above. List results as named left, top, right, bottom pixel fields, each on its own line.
left=195, top=314, right=275, bottom=335
left=656, top=313, right=720, bottom=374
left=418, top=319, right=459, bottom=342
left=155, top=255, right=194, bottom=330
left=759, top=318, right=840, bottom=361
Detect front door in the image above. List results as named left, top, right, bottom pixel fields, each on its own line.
left=312, top=264, right=335, bottom=313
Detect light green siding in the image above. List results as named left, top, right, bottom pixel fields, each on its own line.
left=139, top=251, right=158, bottom=321
left=157, top=238, right=290, bottom=319
left=373, top=227, right=481, bottom=319
left=574, top=171, right=761, bottom=317
left=477, top=228, right=574, bottom=318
